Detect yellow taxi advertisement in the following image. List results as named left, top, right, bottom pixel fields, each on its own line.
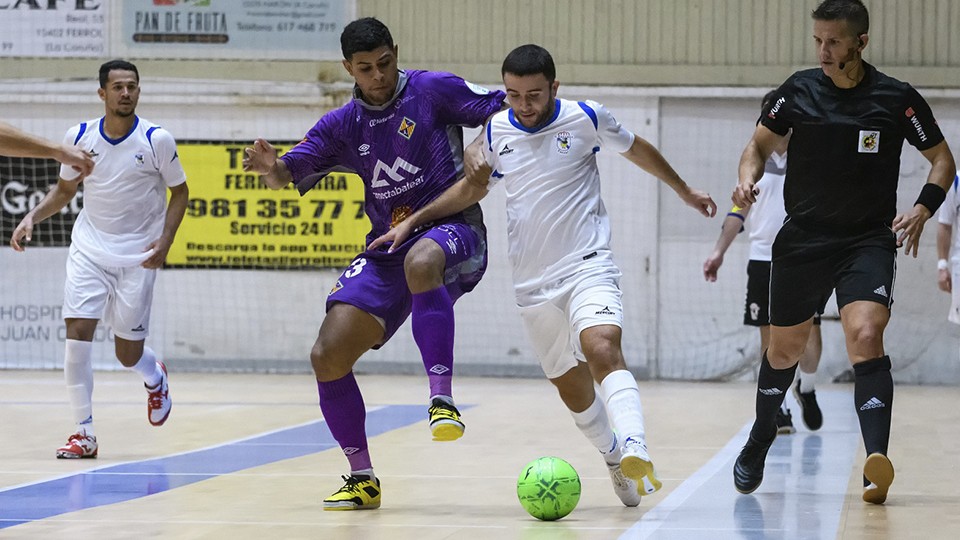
left=167, top=141, right=369, bottom=269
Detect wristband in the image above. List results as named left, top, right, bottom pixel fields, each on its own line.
left=938, top=259, right=949, bottom=271
left=915, top=183, right=946, bottom=215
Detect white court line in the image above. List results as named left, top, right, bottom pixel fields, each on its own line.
left=620, top=389, right=861, bottom=540
left=618, top=423, right=754, bottom=539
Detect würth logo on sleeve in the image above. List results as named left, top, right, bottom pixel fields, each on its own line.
left=767, top=96, right=786, bottom=119
left=905, top=107, right=928, bottom=142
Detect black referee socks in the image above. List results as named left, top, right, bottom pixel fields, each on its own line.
left=854, top=355, right=894, bottom=457
left=750, top=351, right=798, bottom=442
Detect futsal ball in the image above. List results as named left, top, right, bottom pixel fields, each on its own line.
left=516, top=456, right=581, bottom=521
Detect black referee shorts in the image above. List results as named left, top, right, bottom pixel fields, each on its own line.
left=745, top=259, right=823, bottom=327
left=769, top=221, right=896, bottom=327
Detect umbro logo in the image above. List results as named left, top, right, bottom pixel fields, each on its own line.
left=873, top=285, right=888, bottom=297
left=859, top=397, right=886, bottom=410
left=358, top=143, right=370, bottom=156
left=758, top=387, right=783, bottom=396
left=429, top=365, right=450, bottom=375
left=131, top=324, right=145, bottom=332
left=499, top=144, right=514, bottom=156
left=343, top=446, right=360, bottom=455
left=595, top=306, right=615, bottom=315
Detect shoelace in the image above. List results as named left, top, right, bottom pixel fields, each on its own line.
left=336, top=475, right=366, bottom=494
left=610, top=467, right=631, bottom=489
left=147, top=386, right=167, bottom=409
left=429, top=403, right=458, bottom=417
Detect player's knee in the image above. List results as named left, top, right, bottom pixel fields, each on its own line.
left=403, top=245, right=444, bottom=289
left=766, top=346, right=802, bottom=369
left=310, top=342, right=350, bottom=381
left=847, top=322, right=883, bottom=349
left=583, top=344, right=623, bottom=373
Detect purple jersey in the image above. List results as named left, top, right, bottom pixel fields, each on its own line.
left=281, top=70, right=505, bottom=241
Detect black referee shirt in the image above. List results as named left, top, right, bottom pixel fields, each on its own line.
left=761, top=62, right=944, bottom=233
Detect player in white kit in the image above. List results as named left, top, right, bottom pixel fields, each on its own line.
left=371, top=44, right=717, bottom=506
left=936, top=172, right=960, bottom=326
left=9, top=60, right=188, bottom=459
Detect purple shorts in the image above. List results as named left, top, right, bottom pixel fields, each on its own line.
left=326, top=220, right=487, bottom=346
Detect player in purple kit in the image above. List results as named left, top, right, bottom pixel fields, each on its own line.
left=243, top=17, right=505, bottom=510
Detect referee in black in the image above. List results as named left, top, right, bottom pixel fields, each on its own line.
left=731, top=0, right=955, bottom=505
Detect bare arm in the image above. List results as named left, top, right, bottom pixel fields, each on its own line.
left=242, top=138, right=293, bottom=189
left=9, top=178, right=79, bottom=251
left=621, top=134, right=717, bottom=217
left=704, top=210, right=749, bottom=282
left=892, top=140, right=957, bottom=257
left=937, top=222, right=952, bottom=292
left=142, top=182, right=189, bottom=269
left=368, top=176, right=489, bottom=252
left=734, top=125, right=784, bottom=207
left=0, top=122, right=94, bottom=176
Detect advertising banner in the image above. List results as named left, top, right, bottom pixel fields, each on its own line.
left=0, top=1, right=107, bottom=58
left=169, top=141, right=368, bottom=269
left=122, top=0, right=351, bottom=60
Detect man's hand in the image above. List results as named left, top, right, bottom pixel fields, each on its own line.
left=939, top=267, right=952, bottom=293
left=368, top=219, right=416, bottom=253
left=10, top=215, right=35, bottom=251
left=703, top=251, right=723, bottom=282
left=892, top=204, right=932, bottom=258
left=680, top=187, right=717, bottom=217
left=59, top=146, right=95, bottom=177
left=243, top=138, right=279, bottom=174
left=464, top=141, right=492, bottom=185
left=732, top=180, right=758, bottom=208
left=141, top=238, right=171, bottom=269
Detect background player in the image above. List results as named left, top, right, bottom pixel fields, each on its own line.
left=9, top=60, right=187, bottom=459
left=703, top=94, right=823, bottom=433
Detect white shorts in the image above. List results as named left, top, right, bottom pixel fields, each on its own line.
left=63, top=244, right=156, bottom=340
left=518, top=266, right=623, bottom=380
left=950, top=263, right=960, bottom=325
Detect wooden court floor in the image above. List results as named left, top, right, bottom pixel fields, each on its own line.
left=1, top=370, right=958, bottom=539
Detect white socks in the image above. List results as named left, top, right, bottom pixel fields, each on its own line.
left=64, top=339, right=94, bottom=436
left=799, top=369, right=817, bottom=394
left=569, top=392, right=619, bottom=464
left=130, top=347, right=163, bottom=388
left=600, top=369, right=646, bottom=444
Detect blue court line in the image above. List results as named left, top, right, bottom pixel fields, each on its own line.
left=0, top=404, right=425, bottom=529
left=621, top=390, right=860, bottom=540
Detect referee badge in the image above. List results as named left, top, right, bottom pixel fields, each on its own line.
left=858, top=130, right=880, bottom=153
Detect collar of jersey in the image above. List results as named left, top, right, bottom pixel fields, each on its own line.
left=99, top=115, right=139, bottom=145
left=352, top=70, right=409, bottom=112
left=819, top=61, right=874, bottom=92
left=508, top=99, right=562, bottom=133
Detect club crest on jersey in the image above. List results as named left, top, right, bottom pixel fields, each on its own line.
left=556, top=131, right=572, bottom=154
left=858, top=130, right=880, bottom=153
left=329, top=280, right=343, bottom=295
left=398, top=117, right=416, bottom=139
left=134, top=152, right=145, bottom=167
left=391, top=205, right=412, bottom=227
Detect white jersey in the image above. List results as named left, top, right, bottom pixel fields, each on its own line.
left=937, top=172, right=960, bottom=265
left=60, top=116, right=186, bottom=267
left=482, top=98, right=634, bottom=302
left=728, top=151, right=787, bottom=262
